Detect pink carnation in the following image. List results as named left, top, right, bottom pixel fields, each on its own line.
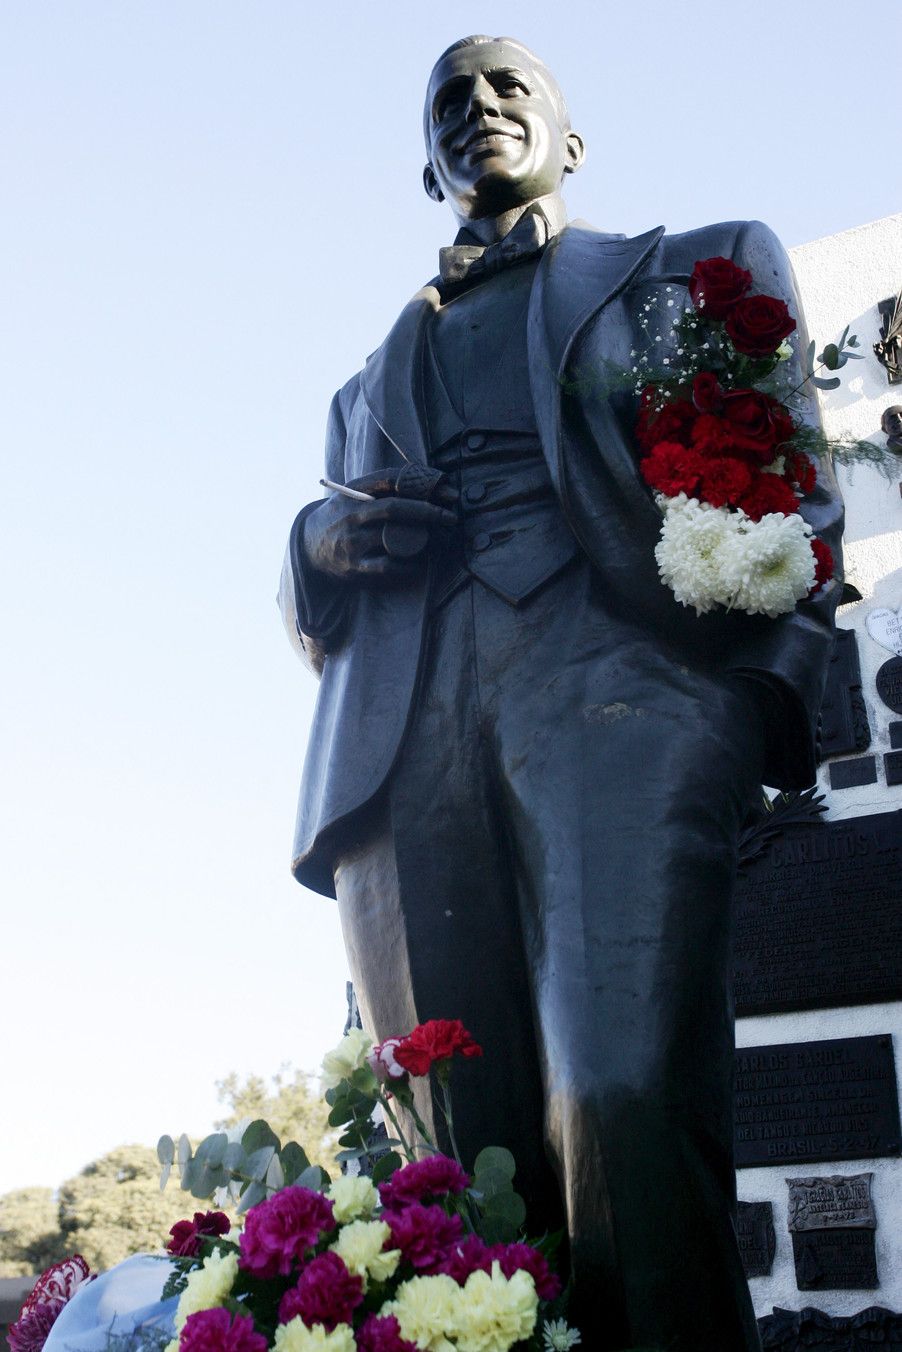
left=239, top=1187, right=336, bottom=1278
left=378, top=1156, right=469, bottom=1210
left=8, top=1302, right=65, bottom=1352
left=278, top=1252, right=363, bottom=1331
left=437, top=1235, right=494, bottom=1285
left=10, top=1256, right=96, bottom=1352
left=180, top=1309, right=268, bottom=1352
left=382, top=1204, right=463, bottom=1272
left=491, top=1243, right=562, bottom=1301
left=355, top=1315, right=419, bottom=1352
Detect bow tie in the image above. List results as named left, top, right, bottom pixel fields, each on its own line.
left=438, top=210, right=550, bottom=298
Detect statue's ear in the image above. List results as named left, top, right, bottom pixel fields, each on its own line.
left=563, top=130, right=586, bottom=176
left=423, top=163, right=444, bottom=203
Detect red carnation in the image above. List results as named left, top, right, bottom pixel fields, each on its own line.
left=168, top=1211, right=231, bottom=1258
left=692, top=371, right=724, bottom=413
left=721, top=390, right=795, bottom=463
left=635, top=391, right=695, bottom=451
left=278, top=1252, right=363, bottom=1331
left=698, top=458, right=753, bottom=509
left=356, top=1315, right=419, bottom=1352
left=180, top=1309, right=268, bottom=1352
left=393, top=1020, right=482, bottom=1078
left=691, top=414, right=732, bottom=458
left=786, top=452, right=816, bottom=496
left=810, top=538, right=834, bottom=593
left=688, top=257, right=752, bottom=319
left=725, top=294, right=796, bottom=357
left=737, top=474, right=800, bottom=521
left=382, top=1204, right=464, bottom=1271
left=238, top=1187, right=336, bottom=1278
left=640, top=442, right=705, bottom=497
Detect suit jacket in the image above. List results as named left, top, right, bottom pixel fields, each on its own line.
left=281, top=218, right=844, bottom=897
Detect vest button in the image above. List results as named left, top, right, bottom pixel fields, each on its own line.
left=472, top=532, right=493, bottom=552
left=465, top=483, right=487, bottom=504
left=465, top=431, right=486, bottom=452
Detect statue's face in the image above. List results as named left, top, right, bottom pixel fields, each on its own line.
left=424, top=41, right=581, bottom=220
left=882, top=406, right=902, bottom=439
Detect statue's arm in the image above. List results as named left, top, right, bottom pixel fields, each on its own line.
left=724, top=218, right=844, bottom=788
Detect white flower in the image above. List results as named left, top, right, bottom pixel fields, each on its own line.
left=320, top=1027, right=373, bottom=1090
left=775, top=338, right=793, bottom=361
left=174, top=1249, right=238, bottom=1330
left=326, top=1175, right=378, bottom=1223
left=367, top=1036, right=407, bottom=1082
left=654, top=495, right=737, bottom=615
left=542, top=1318, right=582, bottom=1350
left=330, top=1219, right=400, bottom=1286
left=719, top=511, right=814, bottom=617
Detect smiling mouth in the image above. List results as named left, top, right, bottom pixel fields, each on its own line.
left=457, top=127, right=522, bottom=155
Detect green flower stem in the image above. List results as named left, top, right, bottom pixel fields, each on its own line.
left=375, top=1093, right=415, bottom=1162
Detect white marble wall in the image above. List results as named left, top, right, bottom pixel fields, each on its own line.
left=737, top=213, right=902, bottom=1320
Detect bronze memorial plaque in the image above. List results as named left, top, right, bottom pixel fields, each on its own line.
left=734, top=1036, right=901, bottom=1168
left=737, top=1201, right=776, bottom=1278
left=733, top=810, right=902, bottom=1016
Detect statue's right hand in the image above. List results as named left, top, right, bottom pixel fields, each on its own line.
left=302, top=471, right=458, bottom=581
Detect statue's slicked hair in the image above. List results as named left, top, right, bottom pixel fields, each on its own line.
left=423, top=35, right=570, bottom=146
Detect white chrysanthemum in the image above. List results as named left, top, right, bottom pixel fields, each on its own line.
left=542, top=1318, right=582, bottom=1351
left=454, top=1264, right=538, bottom=1352
left=654, top=495, right=737, bottom=615
left=273, top=1319, right=355, bottom=1352
left=720, top=511, right=814, bottom=617
left=381, top=1274, right=460, bottom=1352
left=327, top=1174, right=378, bottom=1224
left=320, top=1027, right=373, bottom=1090
left=330, top=1219, right=400, bottom=1286
left=174, top=1249, right=238, bottom=1330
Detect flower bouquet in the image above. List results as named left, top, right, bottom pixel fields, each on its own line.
left=631, top=255, right=842, bottom=618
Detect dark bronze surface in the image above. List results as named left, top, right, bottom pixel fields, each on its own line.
left=818, top=628, right=870, bottom=758
left=792, top=1230, right=878, bottom=1291
left=829, top=755, right=878, bottom=790
left=759, top=1305, right=902, bottom=1350
left=875, top=293, right=902, bottom=385
left=738, top=1202, right=776, bottom=1278
left=787, top=1174, right=875, bottom=1231
left=882, top=405, right=902, bottom=450
left=281, top=35, right=844, bottom=1352
left=877, top=657, right=902, bottom=713
left=733, top=809, right=902, bottom=1015
left=734, top=1036, right=901, bottom=1168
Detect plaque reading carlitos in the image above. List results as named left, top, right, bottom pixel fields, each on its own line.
left=734, top=1036, right=901, bottom=1168
left=733, top=809, right=902, bottom=1016
left=787, top=1174, right=875, bottom=1231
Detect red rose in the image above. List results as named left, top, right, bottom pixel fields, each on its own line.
left=635, top=391, right=695, bottom=451
left=692, top=372, right=724, bottom=413
left=810, top=538, right=834, bottom=593
left=698, top=458, right=753, bottom=509
left=639, top=442, right=706, bottom=497
left=688, top=257, right=752, bottom=319
left=737, top=474, right=800, bottom=521
left=721, top=390, right=794, bottom=463
left=786, top=452, right=816, bottom=496
left=725, top=295, right=796, bottom=357
left=393, top=1020, right=483, bottom=1077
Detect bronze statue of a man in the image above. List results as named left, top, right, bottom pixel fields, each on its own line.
left=281, top=36, right=842, bottom=1351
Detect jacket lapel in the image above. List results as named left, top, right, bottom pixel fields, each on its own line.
left=360, top=283, right=441, bottom=466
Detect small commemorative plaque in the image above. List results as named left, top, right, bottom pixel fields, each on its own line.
left=733, top=810, right=902, bottom=1016
left=791, top=1228, right=878, bottom=1290
left=877, top=657, right=902, bottom=715
left=867, top=606, right=902, bottom=656
left=787, top=1174, right=875, bottom=1231
left=737, top=1201, right=776, bottom=1278
left=734, top=1036, right=901, bottom=1168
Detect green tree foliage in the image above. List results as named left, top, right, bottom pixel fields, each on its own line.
left=214, top=1066, right=338, bottom=1173
left=0, top=1187, right=67, bottom=1276
left=56, top=1145, right=182, bottom=1272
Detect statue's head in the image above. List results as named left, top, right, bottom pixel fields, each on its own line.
left=422, top=36, right=585, bottom=223
left=882, top=405, right=902, bottom=443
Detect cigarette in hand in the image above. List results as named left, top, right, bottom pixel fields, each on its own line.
left=320, top=477, right=376, bottom=502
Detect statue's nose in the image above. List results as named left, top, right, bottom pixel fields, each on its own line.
left=465, top=77, right=500, bottom=121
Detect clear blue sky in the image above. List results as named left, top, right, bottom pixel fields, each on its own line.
left=1, top=0, right=899, bottom=1196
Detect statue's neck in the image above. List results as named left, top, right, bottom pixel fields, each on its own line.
left=455, top=193, right=567, bottom=246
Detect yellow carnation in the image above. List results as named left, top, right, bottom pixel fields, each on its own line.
left=454, top=1264, right=538, bottom=1352
left=273, top=1320, right=356, bottom=1352
left=320, top=1028, right=373, bottom=1090
left=381, top=1274, right=460, bottom=1352
left=174, top=1249, right=239, bottom=1331
left=327, top=1175, right=378, bottom=1224
left=330, top=1219, right=400, bottom=1286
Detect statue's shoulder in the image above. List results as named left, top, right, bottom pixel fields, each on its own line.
left=658, top=219, right=787, bottom=274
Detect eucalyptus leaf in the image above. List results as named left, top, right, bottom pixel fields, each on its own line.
left=328, top=1102, right=354, bottom=1128
left=806, top=338, right=816, bottom=372
left=177, top=1134, right=192, bottom=1168
left=194, top=1134, right=228, bottom=1168
left=812, top=375, right=841, bottom=390
left=237, top=1180, right=267, bottom=1214
left=157, top=1136, right=175, bottom=1167
left=180, top=1157, right=199, bottom=1192
left=371, top=1151, right=403, bottom=1185
left=472, top=1165, right=514, bottom=1201
left=335, top=1146, right=369, bottom=1163
left=279, top=1142, right=310, bottom=1184
left=843, top=351, right=865, bottom=360
left=158, top=1161, right=172, bottom=1192
left=819, top=343, right=840, bottom=370
left=265, top=1153, right=285, bottom=1191
left=483, top=1189, right=527, bottom=1242
left=474, top=1146, right=516, bottom=1180
left=223, top=1142, right=247, bottom=1172
left=297, top=1165, right=326, bottom=1191
left=242, top=1121, right=281, bottom=1154
left=246, top=1146, right=276, bottom=1181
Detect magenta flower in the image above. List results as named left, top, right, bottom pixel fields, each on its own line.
left=382, top=1204, right=463, bottom=1272
left=278, top=1252, right=363, bottom=1331
left=435, top=1234, right=494, bottom=1285
left=355, top=1315, right=419, bottom=1352
left=180, top=1309, right=268, bottom=1352
left=239, top=1187, right=336, bottom=1278
left=168, top=1211, right=232, bottom=1257
left=10, top=1255, right=95, bottom=1352
left=378, top=1156, right=469, bottom=1210
left=491, top=1242, right=561, bottom=1301
left=8, top=1302, right=65, bottom=1352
